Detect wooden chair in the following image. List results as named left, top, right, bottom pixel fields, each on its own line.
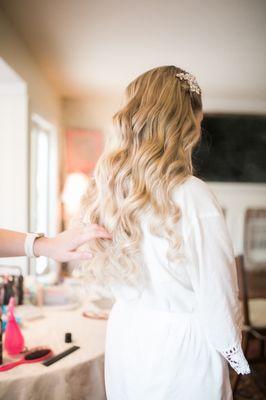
left=244, top=209, right=266, bottom=275
left=242, top=208, right=266, bottom=363
left=232, top=254, right=266, bottom=396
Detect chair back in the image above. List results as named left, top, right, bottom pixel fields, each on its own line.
left=235, top=255, right=250, bottom=326
left=244, top=208, right=266, bottom=273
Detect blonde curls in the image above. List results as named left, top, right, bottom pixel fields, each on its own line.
left=80, top=65, right=202, bottom=289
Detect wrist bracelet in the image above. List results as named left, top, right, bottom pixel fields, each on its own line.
left=24, top=233, right=45, bottom=258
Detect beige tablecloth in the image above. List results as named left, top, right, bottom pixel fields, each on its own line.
left=0, top=306, right=107, bottom=400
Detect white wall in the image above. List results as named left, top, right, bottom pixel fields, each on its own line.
left=0, top=9, right=62, bottom=274
left=0, top=8, right=61, bottom=126
left=0, top=65, right=28, bottom=273
left=62, top=93, right=122, bottom=137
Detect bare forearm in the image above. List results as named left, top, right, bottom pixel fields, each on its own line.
left=0, top=229, right=26, bottom=257
left=0, top=225, right=111, bottom=261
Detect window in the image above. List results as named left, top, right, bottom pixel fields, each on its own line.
left=30, top=114, right=58, bottom=275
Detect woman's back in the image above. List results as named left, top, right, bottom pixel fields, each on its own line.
left=105, top=175, right=250, bottom=400
left=109, top=175, right=222, bottom=311
left=81, top=66, right=250, bottom=400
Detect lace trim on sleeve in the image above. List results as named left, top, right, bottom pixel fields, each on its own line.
left=221, top=343, right=251, bottom=375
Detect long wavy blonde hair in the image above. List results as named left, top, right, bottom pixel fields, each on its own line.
left=80, top=65, right=202, bottom=289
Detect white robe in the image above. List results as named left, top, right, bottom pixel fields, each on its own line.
left=104, top=175, right=250, bottom=400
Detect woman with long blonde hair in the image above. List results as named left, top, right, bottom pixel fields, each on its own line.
left=81, top=66, right=250, bottom=399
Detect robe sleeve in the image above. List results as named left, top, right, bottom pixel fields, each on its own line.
left=185, top=212, right=251, bottom=375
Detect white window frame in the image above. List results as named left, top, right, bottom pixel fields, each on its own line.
left=29, top=113, right=59, bottom=276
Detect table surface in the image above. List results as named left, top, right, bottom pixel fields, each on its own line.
left=0, top=305, right=108, bottom=400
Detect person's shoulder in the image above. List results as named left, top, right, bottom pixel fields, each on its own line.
left=182, top=175, right=214, bottom=198
left=182, top=175, right=206, bottom=190
left=174, top=175, right=223, bottom=219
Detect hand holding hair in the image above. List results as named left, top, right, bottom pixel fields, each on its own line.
left=33, top=225, right=112, bottom=262
left=0, top=225, right=112, bottom=262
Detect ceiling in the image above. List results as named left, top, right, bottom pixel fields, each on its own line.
left=0, top=0, right=265, bottom=100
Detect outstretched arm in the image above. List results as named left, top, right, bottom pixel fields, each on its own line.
left=0, top=225, right=112, bottom=262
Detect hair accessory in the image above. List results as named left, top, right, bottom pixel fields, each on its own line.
left=175, top=72, right=201, bottom=95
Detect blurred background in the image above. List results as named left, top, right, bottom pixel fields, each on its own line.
left=0, top=1, right=265, bottom=398
left=0, top=0, right=265, bottom=277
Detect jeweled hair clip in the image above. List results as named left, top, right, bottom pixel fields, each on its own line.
left=175, top=72, right=201, bottom=95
